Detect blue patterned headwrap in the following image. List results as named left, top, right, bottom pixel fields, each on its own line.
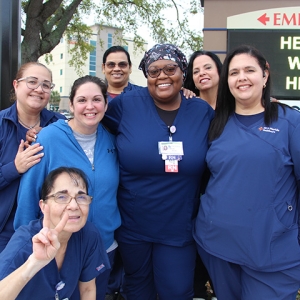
left=138, top=43, right=188, bottom=79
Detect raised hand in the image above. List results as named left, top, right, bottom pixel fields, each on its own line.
left=31, top=205, right=69, bottom=263
left=24, top=127, right=42, bottom=148
left=14, top=139, right=44, bottom=174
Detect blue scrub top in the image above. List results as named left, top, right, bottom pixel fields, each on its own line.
left=0, top=219, right=110, bottom=299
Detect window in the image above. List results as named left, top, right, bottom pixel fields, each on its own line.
left=60, top=53, right=63, bottom=59
left=123, top=45, right=128, bottom=52
left=60, top=69, right=63, bottom=75
left=89, top=40, right=97, bottom=76
left=108, top=33, right=112, bottom=48
left=60, top=87, right=62, bottom=93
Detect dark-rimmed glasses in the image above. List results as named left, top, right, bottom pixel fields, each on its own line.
left=147, top=64, right=179, bottom=78
left=44, top=192, right=92, bottom=205
left=105, top=62, right=129, bottom=69
left=17, top=76, right=55, bottom=93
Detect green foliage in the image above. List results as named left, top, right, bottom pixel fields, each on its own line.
left=50, top=90, right=61, bottom=106
left=21, top=0, right=203, bottom=73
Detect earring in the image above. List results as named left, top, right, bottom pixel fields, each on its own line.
left=263, top=83, right=266, bottom=88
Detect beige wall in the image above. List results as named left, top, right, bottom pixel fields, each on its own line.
left=202, top=0, right=300, bottom=61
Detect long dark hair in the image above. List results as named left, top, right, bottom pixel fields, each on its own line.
left=184, top=50, right=222, bottom=96
left=209, top=44, right=284, bottom=141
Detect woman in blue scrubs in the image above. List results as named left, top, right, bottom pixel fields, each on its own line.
left=194, top=45, right=300, bottom=300
left=103, top=43, right=214, bottom=300
left=0, top=167, right=109, bottom=300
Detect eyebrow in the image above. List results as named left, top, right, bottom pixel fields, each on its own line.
left=27, top=76, right=51, bottom=83
left=53, top=189, right=86, bottom=194
left=193, top=63, right=212, bottom=69
left=106, top=61, right=128, bottom=63
left=75, top=94, right=104, bottom=99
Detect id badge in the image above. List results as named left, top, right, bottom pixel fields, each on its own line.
left=158, top=141, right=184, bottom=155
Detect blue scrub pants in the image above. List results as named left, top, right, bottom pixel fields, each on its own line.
left=118, top=239, right=196, bottom=300
left=197, top=244, right=300, bottom=300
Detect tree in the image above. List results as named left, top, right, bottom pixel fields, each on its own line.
left=21, top=0, right=203, bottom=69
left=50, top=90, right=61, bottom=107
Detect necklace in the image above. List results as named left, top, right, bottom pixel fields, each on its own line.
left=18, top=117, right=40, bottom=129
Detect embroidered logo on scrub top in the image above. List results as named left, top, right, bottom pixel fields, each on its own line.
left=258, top=126, right=280, bottom=133
left=96, top=263, right=105, bottom=271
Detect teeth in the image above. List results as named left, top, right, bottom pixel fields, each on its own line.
left=200, top=79, right=209, bottom=83
left=85, top=113, right=95, bottom=116
left=31, top=95, right=42, bottom=100
left=238, top=85, right=250, bottom=90
left=158, top=84, right=171, bottom=87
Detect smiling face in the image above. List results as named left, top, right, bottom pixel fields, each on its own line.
left=228, top=53, right=268, bottom=111
left=192, top=55, right=220, bottom=92
left=39, top=172, right=89, bottom=234
left=13, top=65, right=52, bottom=113
left=69, top=82, right=107, bottom=134
left=102, top=51, right=132, bottom=90
left=147, top=59, right=183, bottom=110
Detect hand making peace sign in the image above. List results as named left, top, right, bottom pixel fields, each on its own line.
left=31, top=205, right=69, bottom=264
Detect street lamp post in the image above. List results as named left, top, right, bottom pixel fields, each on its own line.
left=0, top=0, right=21, bottom=110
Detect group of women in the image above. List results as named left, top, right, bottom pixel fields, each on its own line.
left=0, top=42, right=300, bottom=300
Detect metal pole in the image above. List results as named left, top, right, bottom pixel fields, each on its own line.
left=0, top=0, right=21, bottom=110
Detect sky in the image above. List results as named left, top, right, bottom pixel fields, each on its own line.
left=86, top=3, right=204, bottom=50
left=134, top=6, right=204, bottom=49
left=141, top=11, right=204, bottom=49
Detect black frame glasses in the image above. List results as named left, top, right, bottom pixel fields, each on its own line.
left=105, top=61, right=129, bottom=69
left=44, top=192, right=93, bottom=205
left=147, top=64, right=179, bottom=78
left=17, top=76, right=55, bottom=93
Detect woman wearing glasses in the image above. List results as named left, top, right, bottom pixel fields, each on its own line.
left=0, top=62, right=64, bottom=252
left=102, top=43, right=214, bottom=300
left=102, top=46, right=141, bottom=102
left=15, top=75, right=120, bottom=300
left=0, top=167, right=109, bottom=300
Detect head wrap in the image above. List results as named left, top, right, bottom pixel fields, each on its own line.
left=138, top=43, right=188, bottom=79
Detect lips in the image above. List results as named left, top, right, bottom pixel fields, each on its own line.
left=30, top=94, right=43, bottom=100
left=157, top=83, right=171, bottom=87
left=237, top=84, right=251, bottom=90
left=200, top=78, right=210, bottom=83
left=111, top=73, right=123, bottom=78
left=84, top=113, right=97, bottom=117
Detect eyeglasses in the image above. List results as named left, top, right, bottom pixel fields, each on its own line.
left=105, top=62, right=129, bottom=69
left=17, top=76, right=55, bottom=93
left=44, top=192, right=93, bottom=205
left=147, top=64, right=179, bottom=78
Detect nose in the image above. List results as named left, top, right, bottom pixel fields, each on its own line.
left=67, top=197, right=79, bottom=209
left=199, top=69, right=206, bottom=76
left=157, top=69, right=168, bottom=79
left=237, top=71, right=247, bottom=81
left=113, top=64, right=121, bottom=71
left=86, top=100, right=95, bottom=109
left=34, top=83, right=44, bottom=92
